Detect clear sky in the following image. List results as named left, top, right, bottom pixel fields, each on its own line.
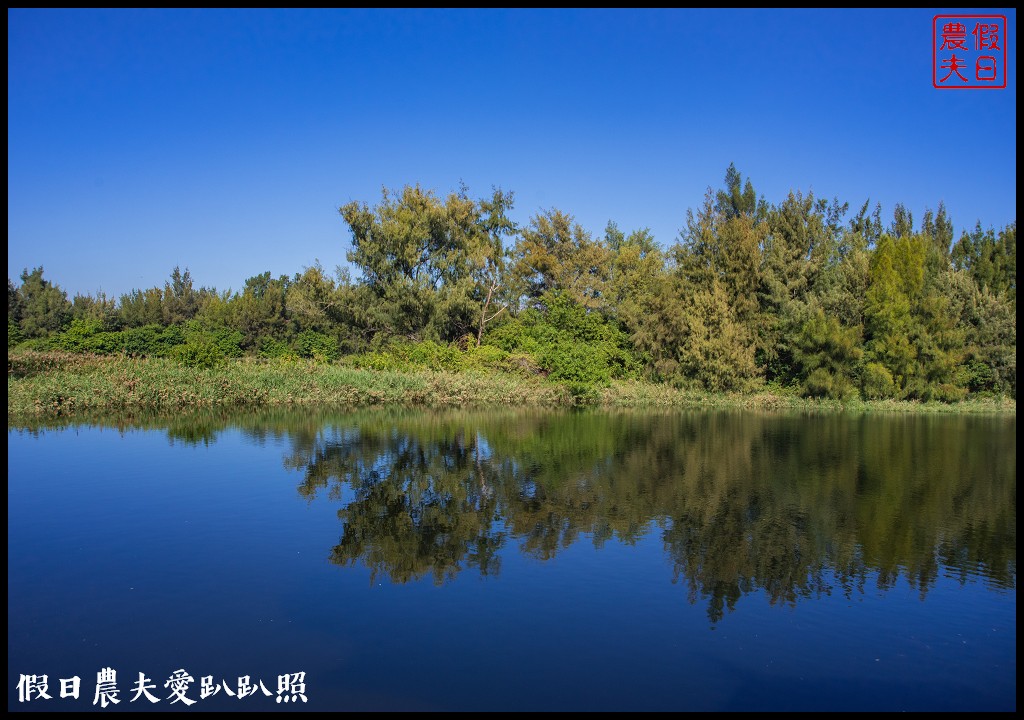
left=8, top=8, right=1017, bottom=298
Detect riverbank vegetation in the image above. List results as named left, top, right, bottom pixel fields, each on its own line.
left=8, top=165, right=1015, bottom=417
left=8, top=350, right=1014, bottom=421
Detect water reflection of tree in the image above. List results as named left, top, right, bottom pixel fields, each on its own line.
left=275, top=410, right=1015, bottom=623
left=34, top=407, right=1009, bottom=621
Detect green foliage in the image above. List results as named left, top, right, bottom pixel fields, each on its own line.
left=862, top=234, right=975, bottom=400
left=119, top=287, right=165, bottom=328
left=606, top=233, right=664, bottom=338
left=890, top=202, right=914, bottom=238
left=715, top=162, right=767, bottom=221
left=485, top=314, right=542, bottom=355
left=966, top=290, right=1016, bottom=396
left=209, top=328, right=244, bottom=358
left=792, top=306, right=862, bottom=400
left=173, top=338, right=227, bottom=369
left=232, top=272, right=291, bottom=348
left=163, top=266, right=202, bottom=325
left=538, top=342, right=611, bottom=385
left=484, top=292, right=643, bottom=387
left=257, top=336, right=297, bottom=360
left=340, top=184, right=513, bottom=344
left=861, top=362, right=896, bottom=400
left=511, top=209, right=611, bottom=310
left=461, top=343, right=508, bottom=370
left=7, top=170, right=1015, bottom=404
left=122, top=325, right=185, bottom=357
left=952, top=221, right=1016, bottom=302
left=803, top=367, right=858, bottom=401
left=8, top=317, right=24, bottom=347
left=343, top=339, right=468, bottom=373
left=14, top=267, right=72, bottom=339
left=404, top=339, right=461, bottom=371
left=71, top=291, right=120, bottom=331
left=52, top=318, right=106, bottom=352
left=294, top=330, right=338, bottom=362
left=675, top=282, right=759, bottom=392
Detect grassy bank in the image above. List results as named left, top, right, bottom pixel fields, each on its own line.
left=7, top=351, right=1016, bottom=421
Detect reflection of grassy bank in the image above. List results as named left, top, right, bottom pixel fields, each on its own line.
left=8, top=350, right=1016, bottom=420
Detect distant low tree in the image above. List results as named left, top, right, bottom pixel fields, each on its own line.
left=162, top=266, right=200, bottom=325
left=71, top=291, right=120, bottom=331
left=14, top=267, right=71, bottom=338
left=119, top=287, right=165, bottom=328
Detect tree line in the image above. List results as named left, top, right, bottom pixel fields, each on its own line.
left=8, top=165, right=1016, bottom=400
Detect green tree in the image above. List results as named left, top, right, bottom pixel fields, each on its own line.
left=849, top=200, right=883, bottom=249
left=715, top=162, right=766, bottom=221
left=863, top=233, right=969, bottom=400
left=758, top=191, right=846, bottom=383
left=119, top=287, right=165, bottom=328
left=286, top=262, right=345, bottom=336
left=952, top=221, right=1016, bottom=301
left=791, top=303, right=862, bottom=399
left=608, top=226, right=664, bottom=335
left=511, top=208, right=612, bottom=311
left=890, top=202, right=914, bottom=238
left=603, top=220, right=626, bottom=253
left=473, top=188, right=517, bottom=345
left=162, top=266, right=201, bottom=325
left=14, top=267, right=72, bottom=339
left=675, top=279, right=759, bottom=391
left=232, top=271, right=291, bottom=348
left=8, top=278, right=24, bottom=327
left=71, top=291, right=120, bottom=331
left=340, top=184, right=489, bottom=342
left=920, top=201, right=954, bottom=257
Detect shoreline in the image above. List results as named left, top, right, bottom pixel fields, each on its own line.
left=8, top=351, right=1017, bottom=422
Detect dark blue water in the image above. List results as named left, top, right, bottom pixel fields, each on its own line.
left=7, top=409, right=1016, bottom=711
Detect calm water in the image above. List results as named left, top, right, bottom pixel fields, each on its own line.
left=7, top=409, right=1016, bottom=711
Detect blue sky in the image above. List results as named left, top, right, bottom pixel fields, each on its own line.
left=8, top=8, right=1017, bottom=298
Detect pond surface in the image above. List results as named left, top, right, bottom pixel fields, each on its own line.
left=7, top=409, right=1016, bottom=711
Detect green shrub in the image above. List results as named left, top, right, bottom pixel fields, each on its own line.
left=52, top=318, right=103, bottom=352
left=119, top=324, right=185, bottom=357
left=294, top=330, right=338, bottom=362
left=862, top=362, right=896, bottom=400
left=406, top=340, right=463, bottom=371
left=802, top=367, right=858, bottom=401
left=462, top=343, right=508, bottom=370
left=207, top=328, right=244, bottom=358
left=539, top=342, right=611, bottom=385
left=15, top=337, right=54, bottom=351
left=257, top=336, right=296, bottom=359
left=483, top=292, right=643, bottom=385
left=173, top=339, right=226, bottom=368
left=86, top=331, right=126, bottom=354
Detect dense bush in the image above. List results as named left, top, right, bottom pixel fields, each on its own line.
left=173, top=338, right=227, bottom=369
left=484, top=292, right=643, bottom=387
left=861, top=362, right=896, bottom=400
left=294, top=330, right=338, bottom=362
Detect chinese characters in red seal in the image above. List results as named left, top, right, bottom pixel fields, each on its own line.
left=934, top=15, right=1007, bottom=89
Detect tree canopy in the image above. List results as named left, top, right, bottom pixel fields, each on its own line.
left=9, top=167, right=1016, bottom=400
